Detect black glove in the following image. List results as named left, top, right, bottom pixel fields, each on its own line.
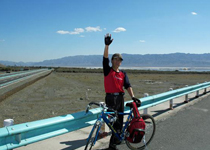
left=104, top=33, right=113, bottom=46
left=132, top=97, right=141, bottom=107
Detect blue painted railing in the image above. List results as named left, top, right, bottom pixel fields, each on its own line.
left=0, top=81, right=210, bottom=150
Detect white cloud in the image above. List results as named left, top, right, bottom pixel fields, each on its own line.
left=57, top=28, right=84, bottom=35
left=80, top=35, right=85, bottom=38
left=139, top=40, right=146, bottom=43
left=57, top=26, right=102, bottom=35
left=69, top=28, right=84, bottom=34
left=75, top=28, right=84, bottom=33
left=113, top=27, right=126, bottom=33
left=68, top=31, right=79, bottom=35
left=57, top=30, right=70, bottom=34
left=85, top=26, right=102, bottom=32
left=191, top=12, right=197, bottom=15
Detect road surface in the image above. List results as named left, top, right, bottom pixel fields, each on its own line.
left=116, top=94, right=210, bottom=150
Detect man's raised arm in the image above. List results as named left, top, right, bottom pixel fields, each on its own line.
left=103, top=33, right=113, bottom=58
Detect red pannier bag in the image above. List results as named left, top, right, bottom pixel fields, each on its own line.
left=126, top=102, right=145, bottom=143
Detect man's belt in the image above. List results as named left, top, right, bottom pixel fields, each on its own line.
left=106, top=92, right=125, bottom=96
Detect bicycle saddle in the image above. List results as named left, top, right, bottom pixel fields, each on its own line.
left=126, top=102, right=133, bottom=108
left=126, top=101, right=141, bottom=108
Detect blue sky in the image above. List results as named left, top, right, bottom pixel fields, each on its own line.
left=0, top=0, right=210, bottom=62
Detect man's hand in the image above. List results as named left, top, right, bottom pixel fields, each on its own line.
left=104, top=33, right=113, bottom=46
left=132, top=97, right=141, bottom=107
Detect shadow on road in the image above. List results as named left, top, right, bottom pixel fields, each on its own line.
left=60, top=139, right=87, bottom=150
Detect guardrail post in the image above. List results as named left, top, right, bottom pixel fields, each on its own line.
left=143, top=93, right=149, bottom=114
left=195, top=83, right=199, bottom=98
left=4, top=119, right=15, bottom=149
left=4, top=119, right=22, bottom=144
left=196, top=90, right=199, bottom=98
left=4, top=118, right=14, bottom=127
left=99, top=122, right=108, bottom=138
left=169, top=88, right=173, bottom=110
left=184, top=85, right=189, bottom=103
left=203, top=81, right=207, bottom=94
left=204, top=88, right=207, bottom=94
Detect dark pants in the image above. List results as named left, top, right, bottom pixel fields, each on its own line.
left=105, top=94, right=124, bottom=147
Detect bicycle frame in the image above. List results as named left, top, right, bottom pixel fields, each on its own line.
left=87, top=108, right=133, bottom=146
left=86, top=101, right=156, bottom=150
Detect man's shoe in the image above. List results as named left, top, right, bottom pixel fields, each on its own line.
left=115, top=140, right=121, bottom=145
left=113, top=136, right=121, bottom=145
left=109, top=144, right=119, bottom=150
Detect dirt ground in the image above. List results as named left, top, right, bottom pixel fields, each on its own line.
left=0, top=71, right=210, bottom=127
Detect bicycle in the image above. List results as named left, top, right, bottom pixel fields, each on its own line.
left=85, top=101, right=156, bottom=150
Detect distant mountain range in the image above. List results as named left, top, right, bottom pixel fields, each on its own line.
left=1, top=53, right=210, bottom=67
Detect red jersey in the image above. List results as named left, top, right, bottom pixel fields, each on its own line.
left=103, top=57, right=131, bottom=93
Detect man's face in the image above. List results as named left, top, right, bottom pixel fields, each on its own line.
left=111, top=57, right=122, bottom=68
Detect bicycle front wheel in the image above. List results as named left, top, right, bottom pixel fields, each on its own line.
left=126, top=114, right=156, bottom=150
left=85, top=124, right=100, bottom=150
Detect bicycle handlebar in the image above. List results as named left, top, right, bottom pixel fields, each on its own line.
left=85, top=98, right=142, bottom=114
left=85, top=102, right=116, bottom=114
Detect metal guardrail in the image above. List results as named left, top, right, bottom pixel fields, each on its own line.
left=0, top=81, right=210, bottom=150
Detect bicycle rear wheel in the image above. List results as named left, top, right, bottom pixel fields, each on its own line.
left=126, top=114, right=156, bottom=150
left=85, top=124, right=100, bottom=150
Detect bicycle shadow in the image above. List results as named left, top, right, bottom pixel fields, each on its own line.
left=60, top=139, right=110, bottom=150
left=60, top=138, right=87, bottom=150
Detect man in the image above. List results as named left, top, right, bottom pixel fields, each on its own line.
left=103, top=33, right=139, bottom=150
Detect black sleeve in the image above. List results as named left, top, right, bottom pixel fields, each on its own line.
left=122, top=71, right=131, bottom=89
left=103, top=57, right=111, bottom=76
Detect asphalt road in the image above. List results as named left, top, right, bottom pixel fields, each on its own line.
left=112, top=94, right=210, bottom=150
left=0, top=69, right=46, bottom=85
left=147, top=94, right=210, bottom=150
